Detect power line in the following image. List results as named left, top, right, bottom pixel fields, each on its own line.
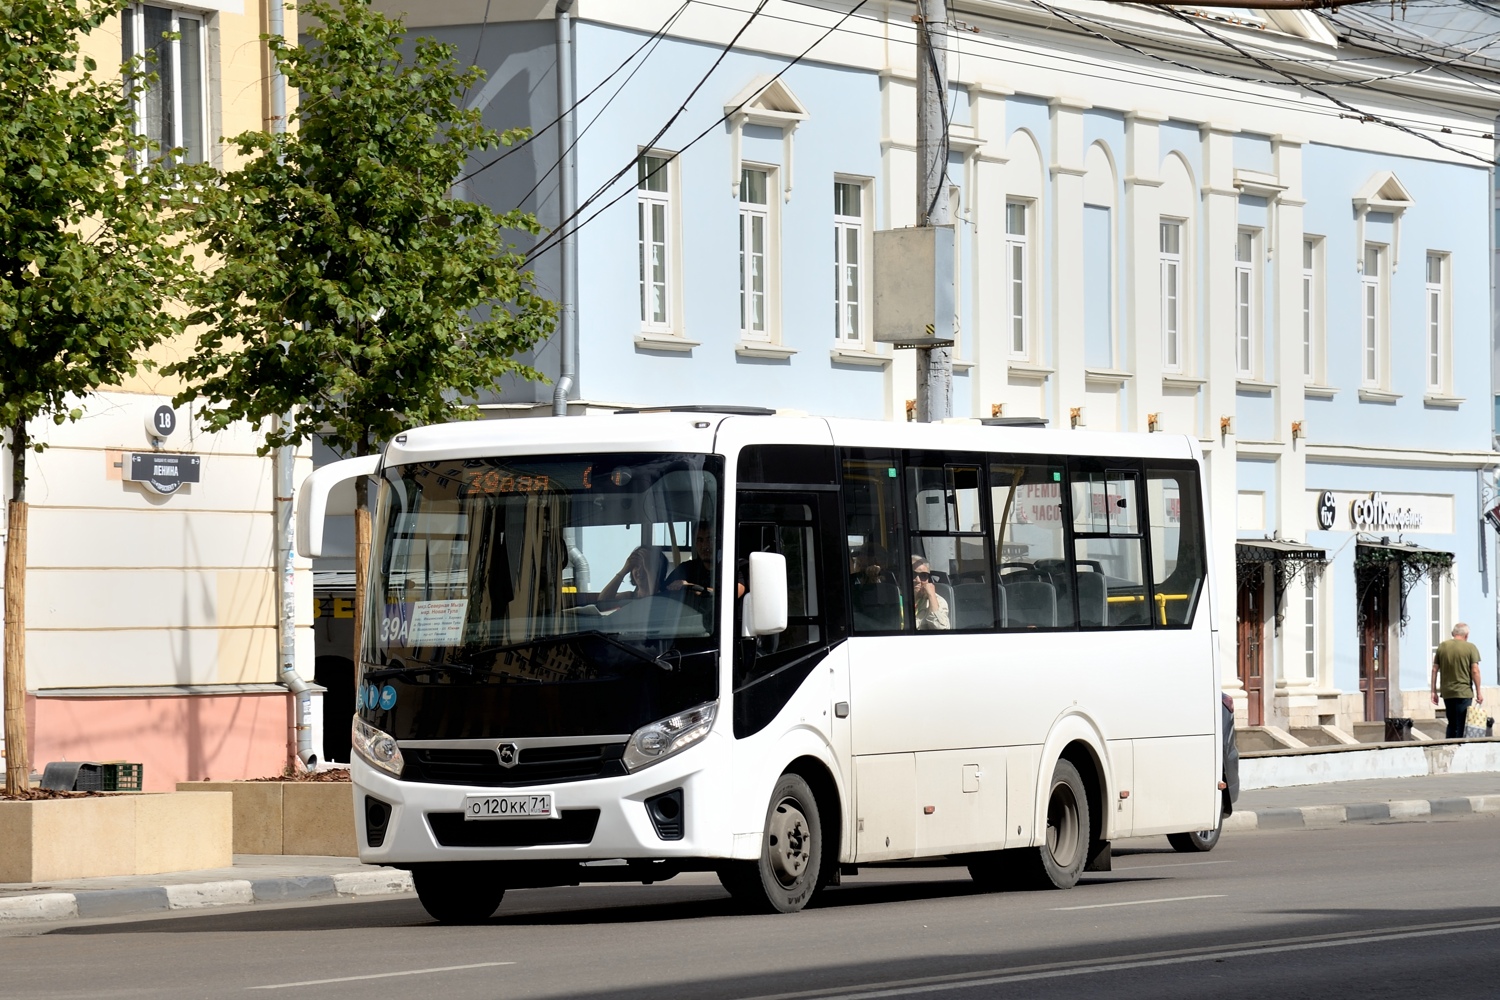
left=456, top=0, right=693, bottom=187
left=524, top=0, right=873, bottom=266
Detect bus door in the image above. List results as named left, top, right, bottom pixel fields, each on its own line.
left=731, top=491, right=846, bottom=744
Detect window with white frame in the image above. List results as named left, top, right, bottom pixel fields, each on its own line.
left=1362, top=243, right=1386, bottom=387
left=1006, top=201, right=1031, bottom=358
left=739, top=167, right=771, bottom=340
left=637, top=153, right=673, bottom=331
left=1428, top=574, right=1449, bottom=665
left=1235, top=229, right=1258, bottom=377
left=1160, top=220, right=1183, bottom=371
left=833, top=180, right=863, bottom=344
left=1304, top=576, right=1319, bottom=680
left=1426, top=252, right=1450, bottom=393
left=121, top=4, right=207, bottom=165
left=1303, top=237, right=1325, bottom=383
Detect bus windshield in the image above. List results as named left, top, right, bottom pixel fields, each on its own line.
left=362, top=452, right=722, bottom=738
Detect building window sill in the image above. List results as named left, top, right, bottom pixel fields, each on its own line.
left=1423, top=392, right=1465, bottom=409
left=1236, top=378, right=1276, bottom=394
left=1358, top=387, right=1402, bottom=404
left=954, top=357, right=975, bottom=374
left=829, top=346, right=890, bottom=367
left=1163, top=374, right=1207, bottom=391
left=1304, top=384, right=1338, bottom=399
left=1085, top=367, right=1134, bottom=388
left=1008, top=361, right=1054, bottom=382
left=735, top=340, right=797, bottom=360
left=635, top=332, right=698, bottom=353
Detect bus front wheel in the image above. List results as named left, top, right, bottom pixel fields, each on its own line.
left=413, top=863, right=505, bottom=924
left=1014, top=759, right=1090, bottom=890
left=719, top=772, right=823, bottom=914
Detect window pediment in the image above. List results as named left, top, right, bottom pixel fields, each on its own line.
left=1353, top=171, right=1413, bottom=272
left=725, top=76, right=809, bottom=201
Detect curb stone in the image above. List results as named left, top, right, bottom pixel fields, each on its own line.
left=1224, top=793, right=1500, bottom=832
left=0, top=870, right=413, bottom=925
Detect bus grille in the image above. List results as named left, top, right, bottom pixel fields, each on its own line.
left=401, top=744, right=628, bottom=786
left=427, top=809, right=601, bottom=847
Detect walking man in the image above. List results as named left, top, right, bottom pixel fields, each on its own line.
left=1431, top=622, right=1484, bottom=739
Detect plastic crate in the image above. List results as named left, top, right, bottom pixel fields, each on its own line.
left=72, top=762, right=143, bottom=792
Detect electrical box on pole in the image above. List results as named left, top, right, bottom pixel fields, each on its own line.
left=873, top=225, right=956, bottom=348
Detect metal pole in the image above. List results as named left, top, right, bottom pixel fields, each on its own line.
left=552, top=0, right=578, bottom=416
left=270, top=0, right=316, bottom=768
left=915, top=0, right=952, bottom=422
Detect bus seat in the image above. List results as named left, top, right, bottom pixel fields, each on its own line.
left=852, top=580, right=903, bottom=631
left=1076, top=572, right=1107, bottom=627
left=932, top=580, right=955, bottom=615
left=952, top=583, right=996, bottom=630
left=1003, top=579, right=1056, bottom=628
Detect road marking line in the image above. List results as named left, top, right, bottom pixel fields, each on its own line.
left=1113, top=859, right=1237, bottom=869
left=1052, top=893, right=1225, bottom=911
left=734, top=918, right=1500, bottom=1000
left=249, top=962, right=515, bottom=990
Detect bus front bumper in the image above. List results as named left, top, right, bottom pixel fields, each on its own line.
left=350, top=735, right=731, bottom=867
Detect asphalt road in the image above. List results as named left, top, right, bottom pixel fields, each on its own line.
left=3, top=816, right=1498, bottom=1000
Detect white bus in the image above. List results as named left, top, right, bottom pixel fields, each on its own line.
left=297, top=409, right=1224, bottom=922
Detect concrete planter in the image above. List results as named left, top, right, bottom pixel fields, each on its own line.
left=176, top=781, right=356, bottom=857
left=0, top=792, right=231, bottom=883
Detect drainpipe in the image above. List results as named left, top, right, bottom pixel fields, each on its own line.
left=270, top=0, right=317, bottom=769
left=551, top=0, right=578, bottom=416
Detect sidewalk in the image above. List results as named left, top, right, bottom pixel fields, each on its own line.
left=3, top=771, right=1498, bottom=926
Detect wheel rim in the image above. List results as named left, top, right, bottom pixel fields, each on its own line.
left=767, top=796, right=813, bottom=889
left=1044, top=780, right=1081, bottom=867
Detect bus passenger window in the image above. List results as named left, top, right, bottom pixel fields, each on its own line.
left=907, top=458, right=990, bottom=630
left=990, top=461, right=1075, bottom=629
left=842, top=449, right=906, bottom=633
left=1071, top=468, right=1148, bottom=628
left=1146, top=463, right=1206, bottom=627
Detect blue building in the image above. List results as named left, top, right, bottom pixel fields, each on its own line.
left=385, top=1, right=1500, bottom=735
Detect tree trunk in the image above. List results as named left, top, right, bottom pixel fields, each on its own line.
left=4, top=422, right=28, bottom=796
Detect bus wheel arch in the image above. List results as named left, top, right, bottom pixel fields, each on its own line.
left=719, top=756, right=840, bottom=914
left=785, top=755, right=843, bottom=890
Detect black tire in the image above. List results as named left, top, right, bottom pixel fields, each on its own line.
left=1168, top=813, right=1223, bottom=853
left=413, top=864, right=505, bottom=924
left=720, top=773, right=823, bottom=913
left=1011, top=760, right=1090, bottom=890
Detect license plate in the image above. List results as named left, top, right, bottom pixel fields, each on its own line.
left=463, top=792, right=558, bottom=821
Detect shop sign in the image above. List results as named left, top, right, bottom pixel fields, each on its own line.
left=1313, top=489, right=1435, bottom=532
left=126, top=452, right=201, bottom=495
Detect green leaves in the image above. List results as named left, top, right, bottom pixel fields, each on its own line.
left=165, top=0, right=554, bottom=459
left=0, top=0, right=199, bottom=470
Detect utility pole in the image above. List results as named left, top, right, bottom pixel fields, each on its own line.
left=915, top=0, right=952, bottom=423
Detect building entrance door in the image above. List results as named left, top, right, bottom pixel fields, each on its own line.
left=1358, top=567, right=1391, bottom=722
left=1237, top=574, right=1265, bottom=727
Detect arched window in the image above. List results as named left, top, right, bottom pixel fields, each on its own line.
left=1003, top=130, right=1044, bottom=362
left=1158, top=153, right=1196, bottom=374
left=1082, top=142, right=1117, bottom=370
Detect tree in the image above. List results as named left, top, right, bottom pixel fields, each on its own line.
left=0, top=0, right=198, bottom=795
left=165, top=0, right=555, bottom=672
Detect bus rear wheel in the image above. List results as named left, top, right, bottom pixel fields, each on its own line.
left=1012, top=760, right=1089, bottom=890
left=413, top=863, right=505, bottom=924
left=1168, top=811, right=1224, bottom=853
left=719, top=773, right=823, bottom=913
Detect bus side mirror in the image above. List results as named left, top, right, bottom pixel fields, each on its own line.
left=747, top=551, right=788, bottom=635
left=295, top=455, right=382, bottom=557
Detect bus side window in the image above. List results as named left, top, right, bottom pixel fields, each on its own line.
left=990, top=461, right=1074, bottom=630
left=842, top=448, right=906, bottom=633
left=906, top=457, right=991, bottom=631
left=1145, top=462, right=1206, bottom=627
left=1070, top=466, right=1148, bottom=628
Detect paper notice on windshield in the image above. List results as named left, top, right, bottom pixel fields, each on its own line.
left=409, top=599, right=468, bottom=646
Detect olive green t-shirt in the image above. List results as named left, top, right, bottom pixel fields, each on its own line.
left=1434, top=638, right=1482, bottom=699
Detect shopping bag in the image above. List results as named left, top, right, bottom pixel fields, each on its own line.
left=1463, top=703, right=1491, bottom=740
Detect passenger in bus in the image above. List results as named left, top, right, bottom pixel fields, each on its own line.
left=912, top=556, right=950, bottom=631
left=599, top=547, right=668, bottom=604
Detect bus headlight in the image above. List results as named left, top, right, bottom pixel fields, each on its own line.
left=352, top=717, right=405, bottom=777
left=623, top=702, right=717, bottom=772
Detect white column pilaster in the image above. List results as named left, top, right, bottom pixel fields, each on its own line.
left=1126, top=110, right=1166, bottom=434
left=1050, top=97, right=1090, bottom=431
